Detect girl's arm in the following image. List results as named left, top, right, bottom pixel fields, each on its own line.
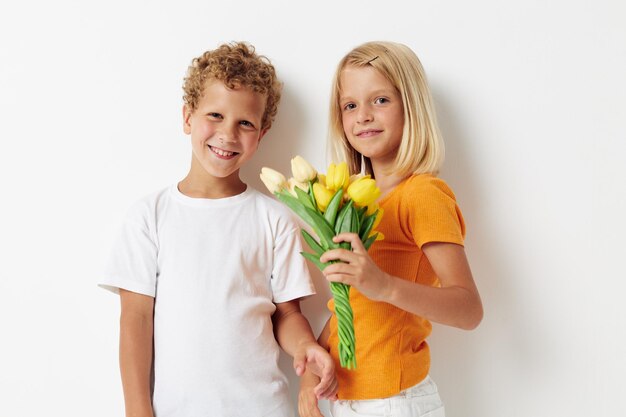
left=119, top=289, right=155, bottom=417
left=321, top=234, right=483, bottom=330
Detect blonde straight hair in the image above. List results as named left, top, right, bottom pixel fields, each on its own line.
left=328, top=41, right=444, bottom=177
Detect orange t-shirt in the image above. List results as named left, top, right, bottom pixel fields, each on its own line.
left=327, top=174, right=466, bottom=400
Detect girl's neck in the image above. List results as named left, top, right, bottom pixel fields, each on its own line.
left=371, top=162, right=408, bottom=200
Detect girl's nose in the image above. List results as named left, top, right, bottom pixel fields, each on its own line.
left=356, top=106, right=373, bottom=124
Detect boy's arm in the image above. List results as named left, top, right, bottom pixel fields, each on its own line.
left=119, top=289, right=155, bottom=417
left=272, top=300, right=337, bottom=400
left=298, top=318, right=333, bottom=417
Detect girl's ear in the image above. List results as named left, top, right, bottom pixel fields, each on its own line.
left=182, top=104, right=192, bottom=134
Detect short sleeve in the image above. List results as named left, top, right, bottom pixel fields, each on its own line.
left=270, top=227, right=316, bottom=303
left=99, top=202, right=158, bottom=297
left=406, top=177, right=466, bottom=248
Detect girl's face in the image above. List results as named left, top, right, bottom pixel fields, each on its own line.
left=339, top=65, right=404, bottom=169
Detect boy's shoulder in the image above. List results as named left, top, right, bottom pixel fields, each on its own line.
left=122, top=185, right=173, bottom=223
left=247, top=186, right=298, bottom=218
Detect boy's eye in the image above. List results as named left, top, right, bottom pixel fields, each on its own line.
left=208, top=112, right=223, bottom=119
left=239, top=120, right=255, bottom=128
left=374, top=97, right=389, bottom=104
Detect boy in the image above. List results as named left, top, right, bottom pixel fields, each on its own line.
left=100, top=42, right=337, bottom=417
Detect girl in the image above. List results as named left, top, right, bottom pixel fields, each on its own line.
left=298, top=42, right=483, bottom=417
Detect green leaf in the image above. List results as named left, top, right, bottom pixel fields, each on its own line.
left=278, top=191, right=337, bottom=249
left=300, top=251, right=329, bottom=271
left=301, top=229, right=324, bottom=256
left=302, top=205, right=337, bottom=250
left=357, top=206, right=367, bottom=223
left=294, top=186, right=315, bottom=211
left=277, top=192, right=317, bottom=225
left=351, top=205, right=360, bottom=234
left=337, top=204, right=356, bottom=250
left=363, top=233, right=377, bottom=250
left=323, top=188, right=344, bottom=226
left=334, top=200, right=354, bottom=235
left=359, top=210, right=378, bottom=241
left=308, top=180, right=317, bottom=207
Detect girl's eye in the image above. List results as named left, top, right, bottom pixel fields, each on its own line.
left=374, top=97, right=389, bottom=104
left=343, top=103, right=356, bottom=111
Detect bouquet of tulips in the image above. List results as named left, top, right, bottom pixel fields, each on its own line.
left=260, top=156, right=383, bottom=369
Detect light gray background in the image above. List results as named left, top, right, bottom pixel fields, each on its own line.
left=1, top=1, right=624, bottom=416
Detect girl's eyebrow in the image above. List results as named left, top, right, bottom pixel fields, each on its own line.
left=340, top=89, right=395, bottom=102
left=368, top=89, right=395, bottom=96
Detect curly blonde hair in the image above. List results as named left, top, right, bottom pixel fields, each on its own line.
left=183, top=42, right=282, bottom=130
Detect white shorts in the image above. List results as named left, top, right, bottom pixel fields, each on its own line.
left=329, top=375, right=445, bottom=417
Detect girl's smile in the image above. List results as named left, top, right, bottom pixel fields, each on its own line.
left=356, top=129, right=384, bottom=138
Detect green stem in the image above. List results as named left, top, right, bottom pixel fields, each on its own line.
left=330, top=281, right=356, bottom=370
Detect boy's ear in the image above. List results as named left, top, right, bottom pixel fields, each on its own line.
left=258, top=128, right=269, bottom=143
left=182, top=104, right=192, bottom=134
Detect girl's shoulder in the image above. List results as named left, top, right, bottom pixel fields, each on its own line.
left=401, top=174, right=457, bottom=200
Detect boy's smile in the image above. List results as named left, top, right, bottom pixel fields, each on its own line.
left=182, top=79, right=268, bottom=195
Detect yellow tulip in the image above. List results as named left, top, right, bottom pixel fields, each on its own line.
left=349, top=173, right=370, bottom=184
left=317, top=174, right=326, bottom=186
left=288, top=177, right=309, bottom=196
left=366, top=202, right=379, bottom=216
left=326, top=162, right=350, bottom=192
left=290, top=155, right=317, bottom=183
left=312, top=182, right=334, bottom=212
left=372, top=207, right=384, bottom=230
left=369, top=231, right=385, bottom=241
left=347, top=177, right=381, bottom=208
left=260, top=167, right=287, bottom=194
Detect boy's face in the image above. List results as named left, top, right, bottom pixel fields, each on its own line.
left=183, top=79, right=268, bottom=183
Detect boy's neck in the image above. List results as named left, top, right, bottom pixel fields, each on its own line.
left=178, top=172, right=247, bottom=199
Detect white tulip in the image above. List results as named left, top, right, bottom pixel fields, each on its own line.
left=260, top=167, right=287, bottom=194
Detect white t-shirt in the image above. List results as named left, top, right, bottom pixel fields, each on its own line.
left=100, top=185, right=315, bottom=417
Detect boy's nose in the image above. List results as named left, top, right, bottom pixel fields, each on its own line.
left=217, top=126, right=237, bottom=143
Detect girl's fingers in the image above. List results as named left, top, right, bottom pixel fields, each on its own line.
left=318, top=378, right=339, bottom=399
left=325, top=273, right=352, bottom=285
left=322, top=262, right=354, bottom=276
left=332, top=232, right=367, bottom=253
left=320, top=248, right=355, bottom=264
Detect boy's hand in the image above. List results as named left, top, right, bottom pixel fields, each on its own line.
left=298, top=372, right=325, bottom=417
left=293, top=342, right=338, bottom=400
